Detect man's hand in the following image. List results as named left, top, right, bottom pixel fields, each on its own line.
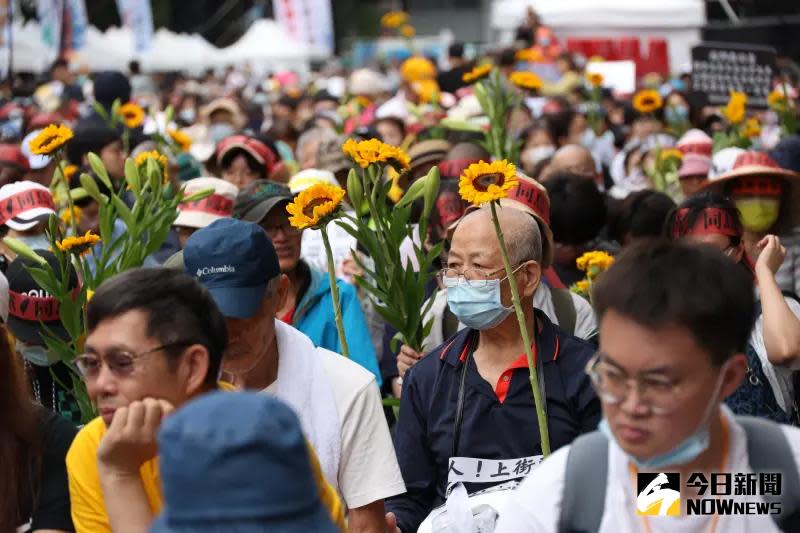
left=97, top=398, right=174, bottom=476
left=385, top=512, right=401, bottom=533
left=755, top=235, right=786, bottom=276
left=397, top=345, right=423, bottom=379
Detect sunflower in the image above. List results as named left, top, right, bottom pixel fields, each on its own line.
left=63, top=164, right=78, bottom=181
left=400, top=56, right=436, bottom=82
left=571, top=279, right=591, bottom=296
left=286, top=183, right=346, bottom=230
left=400, top=25, right=415, bottom=38
left=767, top=89, right=788, bottom=108
left=342, top=138, right=410, bottom=170
left=586, top=72, right=604, bottom=88
left=463, top=63, right=493, bottom=84
left=59, top=206, right=83, bottom=226
left=413, top=79, right=440, bottom=104
left=167, top=129, right=192, bottom=151
left=458, top=160, right=518, bottom=206
left=721, top=90, right=747, bottom=124
left=659, top=148, right=684, bottom=163
left=135, top=150, right=169, bottom=180
left=508, top=71, right=543, bottom=92
left=29, top=124, right=74, bottom=155
left=576, top=251, right=614, bottom=277
left=381, top=10, right=409, bottom=29
left=515, top=48, right=543, bottom=63
left=56, top=230, right=100, bottom=256
left=632, top=90, right=663, bottom=114
left=118, top=102, right=145, bottom=129
left=742, top=117, right=761, bottom=138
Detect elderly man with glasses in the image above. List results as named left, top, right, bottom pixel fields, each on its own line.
left=384, top=205, right=600, bottom=533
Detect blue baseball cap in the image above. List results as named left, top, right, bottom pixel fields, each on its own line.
left=151, top=391, right=339, bottom=533
left=183, top=218, right=280, bottom=319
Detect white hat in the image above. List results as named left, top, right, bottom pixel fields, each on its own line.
left=0, top=270, right=8, bottom=323
left=710, top=147, right=746, bottom=179
left=0, top=181, right=56, bottom=231
left=288, top=169, right=340, bottom=194
left=348, top=69, right=385, bottom=96
left=21, top=129, right=52, bottom=170
left=174, top=177, right=238, bottom=229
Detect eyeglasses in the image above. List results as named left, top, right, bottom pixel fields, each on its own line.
left=585, top=355, right=681, bottom=415
left=261, top=220, right=301, bottom=238
left=75, top=342, right=191, bottom=379
left=437, top=263, right=527, bottom=288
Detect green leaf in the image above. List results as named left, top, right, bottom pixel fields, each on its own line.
left=124, top=158, right=141, bottom=195
left=87, top=152, right=113, bottom=190
left=25, top=266, right=63, bottom=299
left=111, top=195, right=135, bottom=228
left=181, top=187, right=215, bottom=203
left=3, top=238, right=47, bottom=265
left=68, top=187, right=89, bottom=201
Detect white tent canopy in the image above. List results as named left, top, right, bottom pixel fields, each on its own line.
left=491, top=0, right=707, bottom=72
left=2, top=18, right=312, bottom=74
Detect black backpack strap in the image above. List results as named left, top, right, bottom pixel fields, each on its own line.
left=558, top=431, right=609, bottom=533
left=739, top=416, right=800, bottom=530
left=551, top=288, right=577, bottom=336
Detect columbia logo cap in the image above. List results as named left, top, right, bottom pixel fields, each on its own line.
left=184, top=218, right=280, bottom=319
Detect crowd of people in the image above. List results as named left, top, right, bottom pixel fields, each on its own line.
left=2, top=6, right=800, bottom=533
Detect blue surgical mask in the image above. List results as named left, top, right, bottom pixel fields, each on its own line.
left=17, top=233, right=51, bottom=252
left=17, top=340, right=60, bottom=367
left=598, top=372, right=723, bottom=470
left=179, top=108, right=197, bottom=124
left=446, top=279, right=514, bottom=330
left=208, top=123, right=236, bottom=144
left=665, top=105, right=689, bottom=124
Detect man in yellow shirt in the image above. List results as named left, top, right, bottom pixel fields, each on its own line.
left=65, top=268, right=345, bottom=532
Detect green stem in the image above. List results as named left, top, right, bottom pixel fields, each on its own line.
left=490, top=201, right=551, bottom=456
left=54, top=152, right=78, bottom=235
left=321, top=226, right=350, bottom=359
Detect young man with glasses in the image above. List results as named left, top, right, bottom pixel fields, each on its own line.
left=65, top=268, right=229, bottom=532
left=497, top=240, right=800, bottom=532
left=385, top=205, right=599, bottom=533
left=232, top=179, right=381, bottom=384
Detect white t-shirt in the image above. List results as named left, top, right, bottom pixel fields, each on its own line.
left=534, top=282, right=598, bottom=340
left=750, top=296, right=800, bottom=414
left=495, top=406, right=800, bottom=533
left=264, top=348, right=406, bottom=508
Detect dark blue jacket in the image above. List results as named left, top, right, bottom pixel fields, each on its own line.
left=385, top=310, right=600, bottom=532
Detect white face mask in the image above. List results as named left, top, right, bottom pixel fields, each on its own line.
left=521, top=145, right=556, bottom=170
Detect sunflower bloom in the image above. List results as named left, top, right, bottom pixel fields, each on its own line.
left=515, top=48, right=543, bottom=62
left=381, top=10, right=408, bottom=29
left=632, top=90, right=663, bottom=114
left=463, top=64, right=493, bottom=84
left=135, top=150, right=169, bottom=180
left=576, top=251, right=614, bottom=278
left=767, top=89, right=788, bottom=109
left=167, top=129, right=192, bottom=151
left=400, top=25, right=416, bottom=38
left=508, top=71, right=543, bottom=92
left=742, top=117, right=761, bottom=138
left=413, top=80, right=440, bottom=104
left=118, top=102, right=145, bottom=129
left=29, top=124, right=74, bottom=155
left=587, top=73, right=604, bottom=88
left=63, top=164, right=78, bottom=181
left=458, top=160, right=518, bottom=206
left=400, top=56, right=437, bottom=82
left=342, top=138, right=410, bottom=170
left=286, top=183, right=346, bottom=230
left=659, top=148, right=684, bottom=163
left=571, top=279, right=591, bottom=296
left=56, top=230, right=100, bottom=256
left=721, top=90, right=747, bottom=124
left=59, top=206, right=83, bottom=226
